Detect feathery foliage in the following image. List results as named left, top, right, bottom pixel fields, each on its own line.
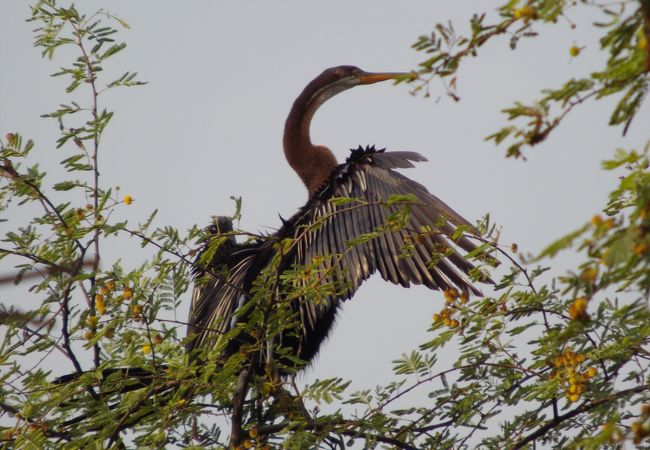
left=1, top=0, right=650, bottom=448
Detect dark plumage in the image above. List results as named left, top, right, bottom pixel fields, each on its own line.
left=188, top=140, right=490, bottom=370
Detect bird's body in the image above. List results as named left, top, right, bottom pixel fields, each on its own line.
left=188, top=70, right=490, bottom=370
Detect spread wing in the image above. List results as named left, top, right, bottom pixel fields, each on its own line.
left=186, top=148, right=492, bottom=365
left=187, top=239, right=259, bottom=355
left=283, top=147, right=491, bottom=336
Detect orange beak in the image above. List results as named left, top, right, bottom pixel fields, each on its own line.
left=358, top=71, right=409, bottom=85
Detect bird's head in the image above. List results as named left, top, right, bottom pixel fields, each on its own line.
left=283, top=65, right=409, bottom=196
left=306, top=65, right=408, bottom=105
left=209, top=216, right=234, bottom=235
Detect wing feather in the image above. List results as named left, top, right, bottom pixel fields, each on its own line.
left=285, top=148, right=489, bottom=315
left=187, top=248, right=257, bottom=354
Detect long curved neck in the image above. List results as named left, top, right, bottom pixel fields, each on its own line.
left=283, top=81, right=338, bottom=196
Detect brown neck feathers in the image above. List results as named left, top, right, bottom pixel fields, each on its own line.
left=283, top=75, right=339, bottom=196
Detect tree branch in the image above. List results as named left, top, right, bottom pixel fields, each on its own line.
left=511, top=384, right=650, bottom=449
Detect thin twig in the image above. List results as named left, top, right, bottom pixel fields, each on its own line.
left=229, top=366, right=252, bottom=448
left=511, top=383, right=650, bottom=449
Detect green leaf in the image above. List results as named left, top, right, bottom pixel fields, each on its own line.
left=536, top=224, right=590, bottom=260
left=52, top=181, right=77, bottom=191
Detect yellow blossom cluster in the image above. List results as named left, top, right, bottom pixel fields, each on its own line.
left=95, top=294, right=106, bottom=315
left=580, top=266, right=598, bottom=282
left=631, top=404, right=650, bottom=444
left=122, top=286, right=133, bottom=300
left=94, top=279, right=132, bottom=313
left=591, top=215, right=614, bottom=242
left=553, top=348, right=597, bottom=402
left=568, top=296, right=589, bottom=321
left=233, top=427, right=270, bottom=450
left=432, top=288, right=468, bottom=328
left=569, top=45, right=582, bottom=57
left=83, top=279, right=137, bottom=340
left=85, top=315, right=98, bottom=327
left=591, top=214, right=614, bottom=230
left=513, top=5, right=538, bottom=20
left=635, top=241, right=648, bottom=256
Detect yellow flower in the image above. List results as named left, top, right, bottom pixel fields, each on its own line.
left=99, top=285, right=110, bottom=295
left=123, top=195, right=133, bottom=205
left=142, top=344, right=152, bottom=354
left=84, top=331, right=95, bottom=340
left=568, top=297, right=589, bottom=320
left=566, top=392, right=580, bottom=402
left=178, top=399, right=186, bottom=406
left=571, top=383, right=584, bottom=394
left=635, top=242, right=648, bottom=256
left=86, top=315, right=99, bottom=327
left=591, top=215, right=603, bottom=227
left=131, top=304, right=142, bottom=315
left=600, top=249, right=610, bottom=265
left=95, top=294, right=106, bottom=315
left=569, top=45, right=581, bottom=57
left=432, top=313, right=441, bottom=323
left=514, top=5, right=537, bottom=20
left=443, top=288, right=459, bottom=303
left=642, top=404, right=650, bottom=416
left=449, top=319, right=460, bottom=328
left=580, top=267, right=598, bottom=282
left=249, top=428, right=259, bottom=438
left=586, top=366, right=597, bottom=378
left=122, top=287, right=133, bottom=300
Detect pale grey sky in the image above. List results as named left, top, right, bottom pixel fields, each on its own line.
left=1, top=1, right=648, bottom=391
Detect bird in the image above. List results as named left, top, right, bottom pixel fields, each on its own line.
left=186, top=65, right=492, bottom=374
left=52, top=66, right=493, bottom=436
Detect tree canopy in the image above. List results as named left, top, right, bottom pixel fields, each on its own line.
left=1, top=0, right=650, bottom=448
